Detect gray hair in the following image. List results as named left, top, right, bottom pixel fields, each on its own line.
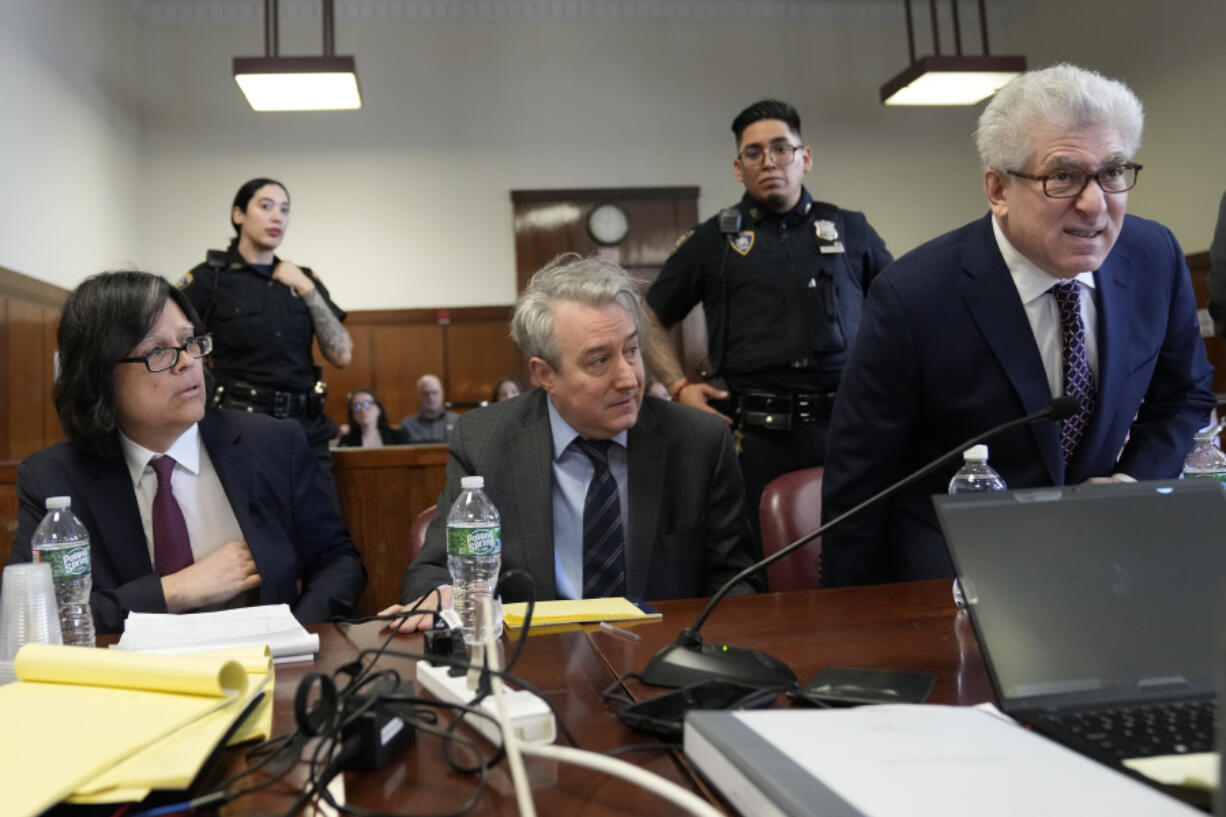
left=975, top=63, right=1144, bottom=174
left=510, top=253, right=646, bottom=369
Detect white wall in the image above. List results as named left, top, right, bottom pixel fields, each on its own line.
left=3, top=0, right=1224, bottom=307
left=0, top=0, right=144, bottom=289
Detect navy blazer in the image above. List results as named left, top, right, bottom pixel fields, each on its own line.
left=9, top=409, right=366, bottom=633
left=399, top=389, right=761, bottom=603
left=821, top=213, right=1216, bottom=586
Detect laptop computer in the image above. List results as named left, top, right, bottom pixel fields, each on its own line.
left=934, top=479, right=1225, bottom=778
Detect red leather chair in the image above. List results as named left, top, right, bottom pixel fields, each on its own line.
left=757, top=467, right=824, bottom=591
left=406, top=505, right=437, bottom=564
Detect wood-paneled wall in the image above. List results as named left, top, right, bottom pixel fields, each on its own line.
left=0, top=266, right=68, bottom=462
left=314, top=306, right=522, bottom=429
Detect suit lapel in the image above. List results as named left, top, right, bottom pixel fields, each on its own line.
left=514, top=393, right=559, bottom=599
left=625, top=400, right=663, bottom=597
left=82, top=453, right=153, bottom=577
left=1071, top=250, right=1131, bottom=479
left=198, top=411, right=257, bottom=549
left=960, top=217, right=1063, bottom=483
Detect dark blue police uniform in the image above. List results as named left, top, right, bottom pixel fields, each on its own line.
left=646, top=187, right=892, bottom=549
left=180, top=247, right=346, bottom=482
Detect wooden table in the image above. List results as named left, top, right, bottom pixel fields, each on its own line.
left=200, top=579, right=990, bottom=815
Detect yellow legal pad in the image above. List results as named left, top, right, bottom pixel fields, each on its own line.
left=0, top=643, right=273, bottom=816
left=503, top=597, right=661, bottom=633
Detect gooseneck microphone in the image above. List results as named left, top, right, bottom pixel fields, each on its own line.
left=638, top=395, right=1081, bottom=689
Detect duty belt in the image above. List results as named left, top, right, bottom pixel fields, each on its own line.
left=735, top=390, right=836, bottom=432
left=213, top=380, right=319, bottom=419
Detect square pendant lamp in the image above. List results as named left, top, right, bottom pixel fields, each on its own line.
left=880, top=0, right=1026, bottom=106
left=233, top=0, right=361, bottom=112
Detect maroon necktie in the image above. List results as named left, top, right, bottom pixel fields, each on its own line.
left=152, top=456, right=194, bottom=576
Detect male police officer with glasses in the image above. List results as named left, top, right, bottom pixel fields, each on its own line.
left=643, top=99, right=892, bottom=547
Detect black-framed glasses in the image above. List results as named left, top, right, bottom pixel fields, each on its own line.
left=737, top=142, right=806, bottom=167
left=1007, top=163, right=1142, bottom=199
left=119, top=334, right=213, bottom=373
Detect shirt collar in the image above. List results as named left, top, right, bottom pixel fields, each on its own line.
left=991, top=214, right=1096, bottom=306
left=741, top=187, right=813, bottom=227
left=119, top=424, right=202, bottom=486
left=545, top=397, right=628, bottom=461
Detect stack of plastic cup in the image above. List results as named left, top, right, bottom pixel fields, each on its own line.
left=0, top=563, right=64, bottom=682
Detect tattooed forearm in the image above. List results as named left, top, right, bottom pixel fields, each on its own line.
left=302, top=288, right=353, bottom=367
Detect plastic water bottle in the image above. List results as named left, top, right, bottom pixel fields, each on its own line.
left=30, top=496, right=95, bottom=647
left=1182, top=431, right=1226, bottom=484
left=947, top=446, right=1006, bottom=610
left=446, top=476, right=502, bottom=644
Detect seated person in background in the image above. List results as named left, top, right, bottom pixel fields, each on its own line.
left=8, top=271, right=366, bottom=633
left=400, top=374, right=458, bottom=443
left=337, top=387, right=409, bottom=447
left=381, top=254, right=761, bottom=631
left=490, top=375, right=523, bottom=403
left=821, top=64, right=1215, bottom=588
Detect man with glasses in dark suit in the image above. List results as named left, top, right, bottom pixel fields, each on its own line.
left=821, top=64, right=1215, bottom=587
left=8, top=271, right=365, bottom=633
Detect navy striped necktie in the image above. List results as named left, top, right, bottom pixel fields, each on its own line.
left=572, top=438, right=626, bottom=598
left=1051, top=281, right=1096, bottom=464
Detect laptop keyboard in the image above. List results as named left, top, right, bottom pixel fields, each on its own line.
left=1034, top=700, right=1218, bottom=760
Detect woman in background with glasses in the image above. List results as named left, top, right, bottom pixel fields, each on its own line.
left=338, top=388, right=408, bottom=448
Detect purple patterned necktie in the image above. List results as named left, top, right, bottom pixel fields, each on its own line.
left=572, top=438, right=627, bottom=598
left=1051, top=281, right=1096, bottom=464
left=152, top=456, right=194, bottom=576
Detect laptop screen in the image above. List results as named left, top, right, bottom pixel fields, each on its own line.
left=934, top=479, right=1226, bottom=712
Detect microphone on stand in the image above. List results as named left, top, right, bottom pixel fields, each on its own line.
left=638, top=395, right=1081, bottom=689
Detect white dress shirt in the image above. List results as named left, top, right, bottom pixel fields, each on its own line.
left=120, top=424, right=244, bottom=568
left=992, top=215, right=1099, bottom=400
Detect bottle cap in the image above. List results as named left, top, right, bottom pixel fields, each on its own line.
left=44, top=496, right=71, bottom=509
left=962, top=445, right=989, bottom=462
left=460, top=476, right=485, bottom=490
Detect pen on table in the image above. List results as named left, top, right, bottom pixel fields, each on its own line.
left=599, top=621, right=641, bottom=641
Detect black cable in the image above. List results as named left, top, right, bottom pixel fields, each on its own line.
left=603, top=741, right=680, bottom=756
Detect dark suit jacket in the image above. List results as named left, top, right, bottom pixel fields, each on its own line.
left=399, top=389, right=761, bottom=603
left=821, top=213, right=1216, bottom=586
left=9, top=409, right=366, bottom=633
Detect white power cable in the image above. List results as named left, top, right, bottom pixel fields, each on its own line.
left=480, top=599, right=722, bottom=817
left=517, top=743, right=725, bottom=817
left=480, top=598, right=537, bottom=817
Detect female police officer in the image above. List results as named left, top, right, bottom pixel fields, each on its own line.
left=179, top=178, right=352, bottom=486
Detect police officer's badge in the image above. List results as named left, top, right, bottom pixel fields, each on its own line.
left=729, top=230, right=755, bottom=256
left=815, top=220, right=839, bottom=242
left=176, top=272, right=194, bottom=289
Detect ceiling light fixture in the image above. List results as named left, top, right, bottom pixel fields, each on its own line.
left=233, top=0, right=361, bottom=112
left=880, top=0, right=1025, bottom=106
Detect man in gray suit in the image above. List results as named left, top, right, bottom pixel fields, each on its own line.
left=381, top=254, right=760, bottom=632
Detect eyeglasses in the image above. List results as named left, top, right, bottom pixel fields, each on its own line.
left=119, top=334, right=213, bottom=373
left=1007, top=163, right=1142, bottom=199
left=737, top=142, right=806, bottom=167
left=352, top=400, right=375, bottom=411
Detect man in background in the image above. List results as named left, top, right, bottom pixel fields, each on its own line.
left=821, top=64, right=1215, bottom=587
left=400, top=374, right=458, bottom=443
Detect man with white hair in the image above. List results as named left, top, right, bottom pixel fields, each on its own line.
left=821, top=63, right=1215, bottom=587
